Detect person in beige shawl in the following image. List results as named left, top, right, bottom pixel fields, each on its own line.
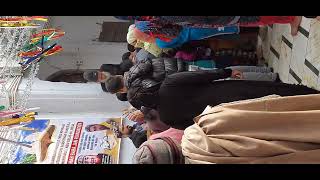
left=182, top=94, right=320, bottom=164
left=133, top=137, right=184, bottom=164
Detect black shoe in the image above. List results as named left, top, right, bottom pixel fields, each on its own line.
left=275, top=73, right=282, bottom=82
left=270, top=67, right=274, bottom=73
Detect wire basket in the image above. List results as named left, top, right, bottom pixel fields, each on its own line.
left=0, top=16, right=49, bottom=163
left=0, top=16, right=49, bottom=111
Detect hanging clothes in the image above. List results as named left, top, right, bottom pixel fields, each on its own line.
left=155, top=25, right=240, bottom=49
left=126, top=24, right=171, bottom=57
left=239, top=16, right=296, bottom=26
left=116, top=16, right=296, bottom=26
left=117, top=16, right=296, bottom=39
left=159, top=16, right=240, bottom=26
left=158, top=16, right=295, bottom=27
left=135, top=20, right=182, bottom=41
left=133, top=28, right=156, bottom=43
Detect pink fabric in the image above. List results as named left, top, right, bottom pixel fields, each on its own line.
left=175, top=51, right=197, bottom=61
left=240, top=16, right=295, bottom=27
left=149, top=128, right=184, bottom=144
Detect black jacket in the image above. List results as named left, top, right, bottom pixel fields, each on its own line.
left=158, top=70, right=319, bottom=130
left=124, top=57, right=186, bottom=109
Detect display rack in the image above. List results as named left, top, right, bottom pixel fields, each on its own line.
left=0, top=16, right=49, bottom=163
left=0, top=16, right=49, bottom=111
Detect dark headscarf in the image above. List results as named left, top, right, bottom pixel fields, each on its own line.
left=114, top=16, right=154, bottom=21
left=135, top=20, right=182, bottom=40
left=116, top=93, right=128, bottom=101
left=159, top=16, right=238, bottom=25
left=127, top=43, right=135, bottom=52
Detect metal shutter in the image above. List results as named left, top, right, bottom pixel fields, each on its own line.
left=98, top=22, right=132, bottom=42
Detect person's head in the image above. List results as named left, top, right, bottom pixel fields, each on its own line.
left=77, top=154, right=103, bottom=164
left=105, top=75, right=127, bottom=94
left=132, top=137, right=184, bottom=164
left=122, top=51, right=136, bottom=64
left=119, top=125, right=134, bottom=138
left=85, top=124, right=109, bottom=132
left=83, top=70, right=111, bottom=83
left=116, top=93, right=128, bottom=101
left=122, top=52, right=132, bottom=61
left=140, top=106, right=159, bottom=121
left=127, top=43, right=135, bottom=52
left=140, top=107, right=170, bottom=133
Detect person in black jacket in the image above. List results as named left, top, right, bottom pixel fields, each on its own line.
left=104, top=57, right=187, bottom=109
left=105, top=56, right=279, bottom=110
left=155, top=70, right=320, bottom=130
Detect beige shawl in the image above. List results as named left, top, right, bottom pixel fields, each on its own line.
left=182, top=94, right=320, bottom=164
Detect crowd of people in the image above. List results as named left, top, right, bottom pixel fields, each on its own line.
left=83, top=16, right=320, bottom=164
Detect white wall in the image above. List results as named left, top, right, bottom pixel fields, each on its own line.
left=38, top=16, right=130, bottom=80
left=19, top=78, right=128, bottom=114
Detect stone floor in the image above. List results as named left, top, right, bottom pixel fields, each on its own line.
left=259, top=17, right=320, bottom=90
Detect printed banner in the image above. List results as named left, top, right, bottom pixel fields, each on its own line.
left=0, top=117, right=122, bottom=164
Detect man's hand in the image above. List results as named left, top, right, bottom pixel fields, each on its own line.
left=127, top=110, right=145, bottom=124
left=231, top=70, right=244, bottom=79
